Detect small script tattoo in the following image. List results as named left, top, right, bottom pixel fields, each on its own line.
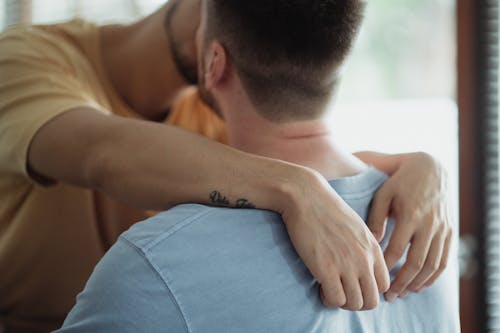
left=235, top=199, right=256, bottom=209
left=209, top=191, right=230, bottom=206
left=209, top=191, right=256, bottom=209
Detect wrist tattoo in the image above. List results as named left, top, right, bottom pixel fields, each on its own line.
left=209, top=191, right=230, bottom=206
left=209, top=191, right=256, bottom=209
left=235, top=199, right=256, bottom=209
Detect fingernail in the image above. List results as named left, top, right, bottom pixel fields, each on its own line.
left=401, top=290, right=409, bottom=297
left=385, top=292, right=398, bottom=302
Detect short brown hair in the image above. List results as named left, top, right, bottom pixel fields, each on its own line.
left=205, top=0, right=365, bottom=122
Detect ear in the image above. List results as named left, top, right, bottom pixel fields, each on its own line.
left=203, top=41, right=228, bottom=90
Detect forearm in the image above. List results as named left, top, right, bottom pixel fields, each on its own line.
left=93, top=116, right=309, bottom=211
left=28, top=108, right=310, bottom=212
left=29, top=108, right=391, bottom=309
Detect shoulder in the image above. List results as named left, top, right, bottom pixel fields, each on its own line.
left=0, top=25, right=60, bottom=56
left=57, top=239, right=189, bottom=333
left=121, top=204, right=281, bottom=253
left=0, top=20, right=92, bottom=68
left=60, top=206, right=290, bottom=332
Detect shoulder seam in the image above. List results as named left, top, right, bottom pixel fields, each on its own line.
left=119, top=237, right=192, bottom=333
left=138, top=206, right=220, bottom=252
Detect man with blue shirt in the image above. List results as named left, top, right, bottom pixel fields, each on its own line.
left=55, top=0, right=459, bottom=332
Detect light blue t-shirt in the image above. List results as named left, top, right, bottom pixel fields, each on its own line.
left=55, top=168, right=460, bottom=333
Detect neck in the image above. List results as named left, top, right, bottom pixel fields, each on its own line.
left=217, top=86, right=367, bottom=180
left=100, top=4, right=188, bottom=120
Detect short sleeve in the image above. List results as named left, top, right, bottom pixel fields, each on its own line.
left=0, top=27, right=107, bottom=182
left=54, top=239, right=188, bottom=333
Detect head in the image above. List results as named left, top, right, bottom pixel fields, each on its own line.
left=197, top=0, right=366, bottom=123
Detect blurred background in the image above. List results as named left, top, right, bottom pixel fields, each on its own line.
left=0, top=0, right=497, bottom=332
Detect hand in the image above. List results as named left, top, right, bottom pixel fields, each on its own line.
left=282, top=169, right=390, bottom=310
left=367, top=152, right=453, bottom=301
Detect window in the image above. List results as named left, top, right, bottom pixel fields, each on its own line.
left=339, top=0, right=455, bottom=101
left=0, top=0, right=163, bottom=30
left=331, top=0, right=458, bottom=217
left=481, top=2, right=499, bottom=331
left=458, top=0, right=500, bottom=332
left=29, top=0, right=162, bottom=24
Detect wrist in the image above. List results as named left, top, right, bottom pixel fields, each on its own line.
left=253, top=157, right=322, bottom=220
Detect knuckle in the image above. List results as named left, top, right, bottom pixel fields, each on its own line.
left=429, top=259, right=440, bottom=272
left=324, top=294, right=345, bottom=308
left=323, top=298, right=336, bottom=308
left=358, top=253, right=372, bottom=268
left=334, top=297, right=347, bottom=308
left=316, top=265, right=334, bottom=284
left=386, top=246, right=405, bottom=260
left=426, top=217, right=438, bottom=230
left=370, top=228, right=382, bottom=238
left=354, top=301, right=364, bottom=311
left=391, top=283, right=403, bottom=293
left=409, top=257, right=425, bottom=271
left=363, top=297, right=378, bottom=310
left=379, top=277, right=390, bottom=293
left=374, top=188, right=389, bottom=203
left=407, top=284, right=419, bottom=292
left=345, top=300, right=363, bottom=311
left=335, top=297, right=347, bottom=308
left=437, top=222, right=447, bottom=234
left=320, top=289, right=334, bottom=308
left=342, top=294, right=363, bottom=311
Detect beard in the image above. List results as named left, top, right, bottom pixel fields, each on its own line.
left=164, top=0, right=198, bottom=85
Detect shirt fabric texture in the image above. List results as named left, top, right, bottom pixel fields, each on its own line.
left=0, top=19, right=226, bottom=332
left=56, top=168, right=461, bottom=333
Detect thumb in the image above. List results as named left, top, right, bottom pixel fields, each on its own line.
left=368, top=184, right=392, bottom=242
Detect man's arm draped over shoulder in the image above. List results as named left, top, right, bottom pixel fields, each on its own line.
left=28, top=107, right=391, bottom=309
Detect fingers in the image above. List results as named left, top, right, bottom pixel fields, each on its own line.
left=373, top=246, right=390, bottom=293
left=384, top=223, right=413, bottom=272
left=321, top=275, right=378, bottom=311
left=421, top=228, right=452, bottom=288
left=359, top=275, right=380, bottom=310
left=319, top=271, right=383, bottom=311
left=341, top=276, right=364, bottom=311
left=406, top=227, right=446, bottom=291
left=320, top=274, right=346, bottom=308
left=367, top=185, right=392, bottom=242
left=385, top=232, right=433, bottom=301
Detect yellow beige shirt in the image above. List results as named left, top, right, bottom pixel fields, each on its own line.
left=0, top=19, right=226, bottom=332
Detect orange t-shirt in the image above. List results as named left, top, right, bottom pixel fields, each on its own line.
left=0, top=19, right=226, bottom=332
